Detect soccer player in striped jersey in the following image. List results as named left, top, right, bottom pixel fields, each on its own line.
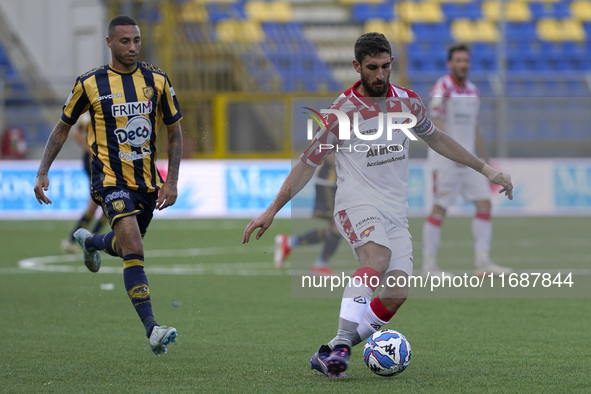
left=243, top=33, right=513, bottom=376
left=422, top=44, right=513, bottom=278
left=34, top=15, right=182, bottom=356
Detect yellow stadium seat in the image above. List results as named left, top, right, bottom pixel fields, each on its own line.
left=571, top=1, right=591, bottom=22
left=180, top=2, right=208, bottom=22
left=475, top=20, right=499, bottom=42
left=397, top=2, right=444, bottom=23
left=482, top=1, right=531, bottom=22
left=246, top=2, right=292, bottom=22
left=562, top=19, right=586, bottom=41
left=193, top=0, right=237, bottom=3
left=451, top=19, right=498, bottom=42
left=450, top=19, right=474, bottom=42
left=216, top=20, right=264, bottom=43
left=340, top=0, right=384, bottom=4
left=364, top=19, right=414, bottom=43
left=537, top=19, right=585, bottom=42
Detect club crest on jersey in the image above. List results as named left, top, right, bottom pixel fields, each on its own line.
left=112, top=199, right=125, bottom=212
left=360, top=226, right=375, bottom=239
left=112, top=101, right=152, bottom=118
left=143, top=86, right=154, bottom=100
left=114, top=116, right=152, bottom=147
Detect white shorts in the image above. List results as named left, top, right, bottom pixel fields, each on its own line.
left=334, top=205, right=413, bottom=276
left=432, top=164, right=490, bottom=209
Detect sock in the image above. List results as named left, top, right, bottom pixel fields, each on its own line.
left=293, top=228, right=324, bottom=246
left=329, top=267, right=381, bottom=348
left=473, top=211, right=492, bottom=267
left=320, top=229, right=341, bottom=262
left=352, top=297, right=397, bottom=347
left=86, top=232, right=118, bottom=257
left=123, top=254, right=158, bottom=338
left=422, top=214, right=443, bottom=269
left=69, top=211, right=94, bottom=241
left=91, top=215, right=109, bottom=234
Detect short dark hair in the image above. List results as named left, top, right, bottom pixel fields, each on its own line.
left=354, top=32, right=392, bottom=65
left=448, top=43, right=470, bottom=61
left=108, top=15, right=138, bottom=36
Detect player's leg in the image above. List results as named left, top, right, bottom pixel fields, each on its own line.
left=312, top=219, right=341, bottom=275
left=354, top=227, right=413, bottom=344
left=422, top=167, right=459, bottom=276
left=472, top=199, right=512, bottom=276
left=463, top=170, right=513, bottom=276
left=422, top=204, right=446, bottom=274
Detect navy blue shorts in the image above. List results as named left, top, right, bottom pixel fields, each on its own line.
left=91, top=186, right=157, bottom=235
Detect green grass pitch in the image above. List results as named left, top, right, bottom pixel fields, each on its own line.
left=1, top=217, right=590, bottom=393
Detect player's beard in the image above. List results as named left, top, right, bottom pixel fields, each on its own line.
left=360, top=72, right=389, bottom=97
left=115, top=51, right=138, bottom=68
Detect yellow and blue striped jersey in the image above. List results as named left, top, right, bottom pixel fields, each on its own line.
left=61, top=62, right=182, bottom=193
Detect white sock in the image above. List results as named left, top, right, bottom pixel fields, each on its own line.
left=355, top=303, right=389, bottom=345
left=330, top=268, right=380, bottom=348
left=472, top=212, right=492, bottom=267
left=422, top=214, right=443, bottom=270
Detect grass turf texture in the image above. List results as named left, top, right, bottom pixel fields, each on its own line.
left=1, top=217, right=590, bottom=393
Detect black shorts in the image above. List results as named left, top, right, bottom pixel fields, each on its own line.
left=313, top=184, right=337, bottom=219
left=91, top=186, right=157, bottom=235
left=83, top=152, right=91, bottom=178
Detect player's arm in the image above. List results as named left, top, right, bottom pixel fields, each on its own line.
left=34, top=121, right=73, bottom=204
left=475, top=125, right=489, bottom=164
left=156, top=122, right=183, bottom=210
left=242, top=161, right=316, bottom=243
left=421, top=127, right=513, bottom=199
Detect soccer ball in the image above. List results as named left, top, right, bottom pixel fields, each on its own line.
left=363, top=329, right=411, bottom=377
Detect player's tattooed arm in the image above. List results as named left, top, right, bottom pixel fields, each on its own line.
left=156, top=122, right=183, bottom=210
left=34, top=121, right=72, bottom=204
left=165, top=122, right=182, bottom=183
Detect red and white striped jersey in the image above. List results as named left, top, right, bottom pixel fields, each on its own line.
left=300, top=81, right=435, bottom=228
left=428, top=74, right=480, bottom=163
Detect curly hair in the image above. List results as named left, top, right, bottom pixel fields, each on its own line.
left=354, top=32, right=392, bottom=65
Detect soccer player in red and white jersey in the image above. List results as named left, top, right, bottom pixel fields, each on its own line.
left=243, top=33, right=513, bottom=377
left=422, top=44, right=513, bottom=278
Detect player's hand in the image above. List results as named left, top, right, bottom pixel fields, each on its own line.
left=243, top=209, right=275, bottom=244
left=490, top=172, right=513, bottom=200
left=34, top=174, right=52, bottom=205
left=156, top=181, right=178, bottom=210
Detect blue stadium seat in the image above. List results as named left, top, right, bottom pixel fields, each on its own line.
left=411, top=23, right=451, bottom=42
left=441, top=3, right=482, bottom=20
left=529, top=2, right=570, bottom=19
left=351, top=4, right=394, bottom=23
left=206, top=3, right=246, bottom=22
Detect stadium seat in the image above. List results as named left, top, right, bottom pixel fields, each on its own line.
left=537, top=19, right=586, bottom=41
left=397, top=2, right=444, bottom=23
left=411, top=23, right=451, bottom=42
left=216, top=20, right=265, bottom=43
left=441, top=2, right=482, bottom=20
left=364, top=20, right=414, bottom=43
left=570, top=1, right=591, bottom=22
left=530, top=2, right=570, bottom=19
left=245, top=2, right=292, bottom=22
left=205, top=3, right=245, bottom=22
left=180, top=3, right=208, bottom=22
left=351, top=4, right=394, bottom=23
left=451, top=19, right=499, bottom=42
left=482, top=1, right=532, bottom=22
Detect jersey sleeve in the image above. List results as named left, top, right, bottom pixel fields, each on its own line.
left=429, top=78, right=447, bottom=119
left=408, top=93, right=436, bottom=140
left=299, top=112, right=340, bottom=167
left=160, top=76, right=183, bottom=126
left=61, top=78, right=90, bottom=126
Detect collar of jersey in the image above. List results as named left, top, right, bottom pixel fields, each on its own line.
left=108, top=63, right=138, bottom=75
left=446, top=73, right=468, bottom=91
